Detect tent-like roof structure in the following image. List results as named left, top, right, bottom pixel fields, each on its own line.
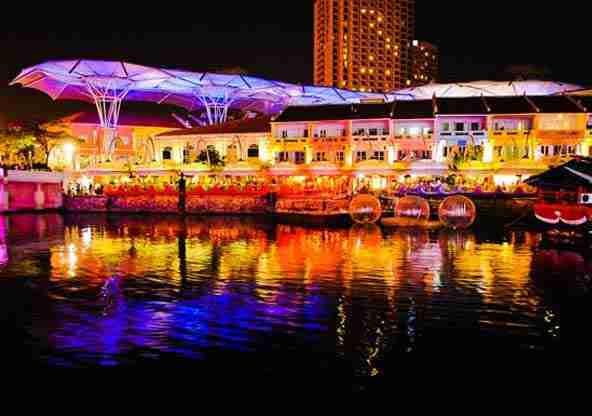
left=390, top=80, right=582, bottom=100
left=11, top=60, right=384, bottom=127
left=526, top=157, right=592, bottom=188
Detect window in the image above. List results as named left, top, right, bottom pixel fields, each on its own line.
left=356, top=151, right=367, bottom=162
left=455, top=122, right=465, bottom=132
left=162, top=147, right=172, bottom=161
left=247, top=145, right=259, bottom=158
left=276, top=152, right=288, bottom=162
left=295, top=151, right=305, bottom=164
left=442, top=122, right=450, bottom=131
left=368, top=128, right=378, bottom=136
left=373, top=151, right=385, bottom=160
left=183, top=147, right=192, bottom=164
left=303, top=129, right=309, bottom=138
left=336, top=151, right=345, bottom=162
left=314, top=152, right=327, bottom=162
left=540, top=145, right=549, bottom=156
left=471, top=122, right=481, bottom=131
left=281, top=130, right=288, bottom=138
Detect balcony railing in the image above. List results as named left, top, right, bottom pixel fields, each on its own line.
left=394, top=134, right=433, bottom=140
left=492, top=129, right=532, bottom=136
left=353, top=136, right=389, bottom=142
left=352, top=130, right=390, bottom=137
left=437, top=131, right=488, bottom=141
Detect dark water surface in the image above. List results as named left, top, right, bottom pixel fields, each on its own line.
left=1, top=213, right=590, bottom=373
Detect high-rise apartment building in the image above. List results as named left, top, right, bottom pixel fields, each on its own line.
left=410, top=40, right=439, bottom=86
left=314, top=0, right=416, bottom=92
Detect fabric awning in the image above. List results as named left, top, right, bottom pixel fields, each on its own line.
left=534, top=203, right=589, bottom=225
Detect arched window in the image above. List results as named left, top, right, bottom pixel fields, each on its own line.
left=247, top=144, right=259, bottom=158
left=183, top=145, right=194, bottom=164
left=226, top=144, right=238, bottom=162
left=162, top=147, right=173, bottom=161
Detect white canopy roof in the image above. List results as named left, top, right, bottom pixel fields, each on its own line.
left=390, top=80, right=582, bottom=100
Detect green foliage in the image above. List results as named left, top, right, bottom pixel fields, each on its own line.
left=447, top=144, right=484, bottom=170
left=0, top=119, right=80, bottom=168
left=196, top=148, right=224, bottom=167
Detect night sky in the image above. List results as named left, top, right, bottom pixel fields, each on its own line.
left=1, top=0, right=589, bottom=123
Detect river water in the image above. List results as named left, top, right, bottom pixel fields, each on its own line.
left=0, top=213, right=589, bottom=373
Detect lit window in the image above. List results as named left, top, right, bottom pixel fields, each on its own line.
left=406, top=80, right=411, bottom=85
left=360, top=68, right=366, bottom=74
left=362, top=9, right=366, bottom=13
left=386, top=69, right=391, bottom=76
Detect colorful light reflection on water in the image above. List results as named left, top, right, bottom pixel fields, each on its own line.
left=0, top=213, right=590, bottom=372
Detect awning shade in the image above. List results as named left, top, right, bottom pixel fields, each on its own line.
left=534, top=203, right=589, bottom=225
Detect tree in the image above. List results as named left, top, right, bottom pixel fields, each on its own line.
left=0, top=126, right=37, bottom=167
left=0, top=119, right=80, bottom=169
left=196, top=148, right=224, bottom=167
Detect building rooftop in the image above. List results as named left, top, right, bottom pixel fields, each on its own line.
left=273, top=103, right=394, bottom=122
left=275, top=95, right=592, bottom=122
left=435, top=97, right=489, bottom=115
left=157, top=116, right=272, bottom=137
left=63, top=109, right=190, bottom=129
left=526, top=157, right=592, bottom=188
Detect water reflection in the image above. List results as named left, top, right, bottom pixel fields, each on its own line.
left=0, top=213, right=589, bottom=369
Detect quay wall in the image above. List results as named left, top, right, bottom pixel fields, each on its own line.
left=64, top=192, right=536, bottom=225
left=0, top=170, right=67, bottom=213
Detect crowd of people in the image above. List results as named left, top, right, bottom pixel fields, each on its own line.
left=382, top=175, right=536, bottom=196
left=66, top=172, right=537, bottom=200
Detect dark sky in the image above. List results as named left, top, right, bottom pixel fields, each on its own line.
left=1, top=0, right=589, bottom=123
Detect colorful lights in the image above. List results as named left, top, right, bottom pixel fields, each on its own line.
left=63, top=143, right=75, bottom=162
